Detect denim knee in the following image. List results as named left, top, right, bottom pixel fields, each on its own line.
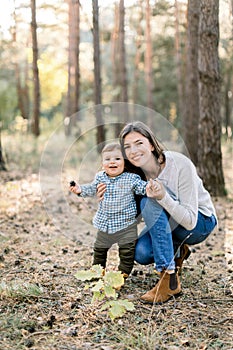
left=134, top=238, right=153, bottom=265
left=140, top=198, right=165, bottom=228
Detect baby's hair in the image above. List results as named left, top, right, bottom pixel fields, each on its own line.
left=101, top=142, right=122, bottom=154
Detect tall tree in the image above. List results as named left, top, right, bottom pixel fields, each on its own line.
left=184, top=0, right=200, bottom=164
left=145, top=0, right=153, bottom=111
left=112, top=0, right=128, bottom=136
left=198, top=0, right=225, bottom=196
left=13, top=3, right=30, bottom=121
left=174, top=0, right=185, bottom=130
left=119, top=0, right=128, bottom=105
left=111, top=3, right=120, bottom=102
left=132, top=1, right=143, bottom=105
left=92, top=0, right=105, bottom=150
left=66, top=0, right=80, bottom=136
left=30, top=0, right=40, bottom=136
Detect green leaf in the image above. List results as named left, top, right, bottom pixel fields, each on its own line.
left=98, top=292, right=106, bottom=301
left=91, top=291, right=102, bottom=303
left=104, top=284, right=116, bottom=298
left=92, top=280, right=104, bottom=292
left=117, top=299, right=135, bottom=311
left=74, top=265, right=104, bottom=281
left=104, top=271, right=124, bottom=289
left=100, top=300, right=135, bottom=319
left=109, top=302, right=126, bottom=320
left=100, top=301, right=111, bottom=311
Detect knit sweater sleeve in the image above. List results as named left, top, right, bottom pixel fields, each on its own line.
left=157, top=158, right=199, bottom=230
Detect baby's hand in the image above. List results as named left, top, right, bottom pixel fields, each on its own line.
left=69, top=181, right=81, bottom=195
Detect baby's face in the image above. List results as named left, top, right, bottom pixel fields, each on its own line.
left=102, top=149, right=124, bottom=177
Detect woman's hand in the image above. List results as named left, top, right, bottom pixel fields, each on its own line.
left=96, top=183, right=106, bottom=201
left=146, top=179, right=165, bottom=200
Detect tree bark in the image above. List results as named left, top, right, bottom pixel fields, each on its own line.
left=174, top=0, right=185, bottom=133
left=112, top=0, right=128, bottom=137
left=133, top=0, right=143, bottom=106
left=198, top=0, right=225, bottom=196
left=145, top=0, right=153, bottom=111
left=119, top=0, right=128, bottom=105
left=66, top=0, right=80, bottom=136
left=111, top=3, right=120, bottom=102
left=92, top=0, right=105, bottom=150
left=184, top=0, right=200, bottom=164
left=30, top=0, right=40, bottom=136
left=12, top=5, right=30, bottom=121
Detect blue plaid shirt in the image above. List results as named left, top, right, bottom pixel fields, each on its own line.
left=79, top=171, right=147, bottom=234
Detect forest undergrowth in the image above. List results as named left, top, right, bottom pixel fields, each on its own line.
left=0, top=133, right=232, bottom=350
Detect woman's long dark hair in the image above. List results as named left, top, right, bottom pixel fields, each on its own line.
left=119, top=121, right=165, bottom=180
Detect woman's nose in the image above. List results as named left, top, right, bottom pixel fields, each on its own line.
left=130, top=145, right=137, bottom=153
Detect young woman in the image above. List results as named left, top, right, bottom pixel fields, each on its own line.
left=98, top=121, right=217, bottom=303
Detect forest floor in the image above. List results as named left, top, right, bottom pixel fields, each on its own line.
left=0, top=134, right=233, bottom=350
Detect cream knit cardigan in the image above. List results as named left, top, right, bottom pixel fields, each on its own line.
left=157, top=151, right=217, bottom=230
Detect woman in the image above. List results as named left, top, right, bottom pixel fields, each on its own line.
left=98, top=121, right=217, bottom=303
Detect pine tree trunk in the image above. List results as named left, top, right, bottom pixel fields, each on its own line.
left=113, top=0, right=128, bottom=137
left=111, top=3, right=120, bottom=102
left=66, top=0, right=80, bottom=136
left=133, top=0, right=143, bottom=105
left=119, top=0, right=128, bottom=105
left=174, top=0, right=185, bottom=131
left=184, top=0, right=200, bottom=165
left=92, top=0, right=105, bottom=150
left=12, top=7, right=30, bottom=121
left=30, top=0, right=40, bottom=136
left=198, top=0, right=225, bottom=196
left=145, top=0, right=153, bottom=112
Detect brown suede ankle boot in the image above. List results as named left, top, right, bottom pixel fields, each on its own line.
left=140, top=270, right=181, bottom=303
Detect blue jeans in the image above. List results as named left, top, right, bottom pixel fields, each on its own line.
left=134, top=197, right=217, bottom=272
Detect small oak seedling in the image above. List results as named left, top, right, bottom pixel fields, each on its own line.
left=74, top=265, right=135, bottom=320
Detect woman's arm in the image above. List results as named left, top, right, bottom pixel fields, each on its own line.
left=147, top=163, right=199, bottom=230
left=159, top=164, right=198, bottom=230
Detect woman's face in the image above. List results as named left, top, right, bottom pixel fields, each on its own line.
left=123, top=131, right=155, bottom=168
